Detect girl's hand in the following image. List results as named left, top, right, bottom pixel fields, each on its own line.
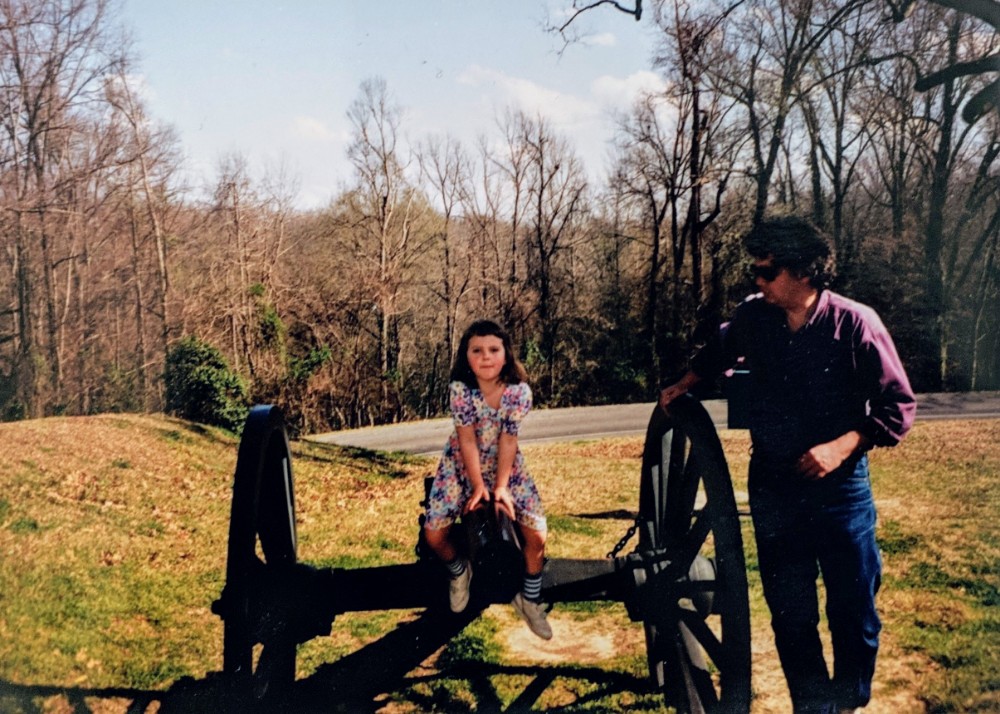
left=464, top=483, right=490, bottom=514
left=493, top=485, right=515, bottom=521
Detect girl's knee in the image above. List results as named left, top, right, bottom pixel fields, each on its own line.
left=424, top=525, right=449, bottom=547
left=521, top=526, right=547, bottom=551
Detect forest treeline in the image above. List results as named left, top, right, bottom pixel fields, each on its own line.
left=2, top=0, right=999, bottom=433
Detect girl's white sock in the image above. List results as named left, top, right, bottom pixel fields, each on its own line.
left=446, top=558, right=466, bottom=578
left=522, top=571, right=543, bottom=601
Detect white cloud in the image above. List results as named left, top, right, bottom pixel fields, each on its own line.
left=291, top=116, right=342, bottom=142
left=454, top=65, right=672, bottom=183
left=591, top=70, right=667, bottom=108
left=581, top=32, right=617, bottom=47
left=121, top=72, right=158, bottom=103
left=458, top=64, right=597, bottom=126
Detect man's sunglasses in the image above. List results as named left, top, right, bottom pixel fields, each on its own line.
left=749, top=264, right=782, bottom=282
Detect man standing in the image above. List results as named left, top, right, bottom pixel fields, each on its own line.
left=659, top=217, right=916, bottom=713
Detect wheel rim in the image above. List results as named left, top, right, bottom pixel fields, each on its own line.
left=638, top=396, right=751, bottom=714
left=221, top=405, right=298, bottom=707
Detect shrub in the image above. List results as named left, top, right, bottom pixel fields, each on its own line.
left=163, top=336, right=248, bottom=432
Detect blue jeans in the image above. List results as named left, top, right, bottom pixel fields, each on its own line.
left=749, top=455, right=882, bottom=713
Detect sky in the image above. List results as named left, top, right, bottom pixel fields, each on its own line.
left=120, top=1, right=666, bottom=209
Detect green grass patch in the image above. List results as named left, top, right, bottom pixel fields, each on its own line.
left=879, top=518, right=922, bottom=555
left=9, top=517, right=40, bottom=534
left=868, top=420, right=1000, bottom=711
left=558, top=600, right=615, bottom=616
left=437, top=617, right=503, bottom=668
left=546, top=513, right=604, bottom=537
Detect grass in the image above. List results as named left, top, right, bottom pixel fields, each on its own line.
left=864, top=421, right=1000, bottom=712
left=0, top=414, right=996, bottom=712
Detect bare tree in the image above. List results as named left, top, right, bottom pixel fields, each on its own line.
left=104, top=69, right=182, bottom=409
left=858, top=11, right=931, bottom=244
left=910, top=11, right=997, bottom=387
left=551, top=0, right=644, bottom=44
left=795, top=1, right=884, bottom=277
left=0, top=0, right=130, bottom=415
left=611, top=95, right=679, bottom=382
left=467, top=110, right=535, bottom=336
left=702, top=0, right=869, bottom=225
left=345, top=77, right=430, bottom=421
left=515, top=112, right=590, bottom=401
left=418, top=133, right=473, bottom=407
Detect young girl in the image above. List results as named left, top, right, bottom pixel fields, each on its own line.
left=422, top=319, right=551, bottom=640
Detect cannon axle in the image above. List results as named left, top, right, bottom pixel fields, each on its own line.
left=212, top=549, right=718, bottom=643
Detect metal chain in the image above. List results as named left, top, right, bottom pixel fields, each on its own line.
left=606, top=516, right=643, bottom=559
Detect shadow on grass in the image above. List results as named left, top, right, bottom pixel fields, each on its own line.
left=156, top=417, right=240, bottom=449
left=0, top=608, right=654, bottom=713
left=0, top=680, right=166, bottom=712
left=295, top=439, right=422, bottom=479
left=571, top=509, right=637, bottom=520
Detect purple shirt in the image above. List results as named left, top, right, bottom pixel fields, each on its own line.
left=692, top=290, right=916, bottom=463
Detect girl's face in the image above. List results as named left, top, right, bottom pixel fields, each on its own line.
left=466, top=334, right=506, bottom=385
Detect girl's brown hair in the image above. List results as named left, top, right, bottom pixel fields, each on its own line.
left=450, top=319, right=527, bottom=388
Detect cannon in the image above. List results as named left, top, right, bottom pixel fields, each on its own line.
left=211, top=395, right=751, bottom=712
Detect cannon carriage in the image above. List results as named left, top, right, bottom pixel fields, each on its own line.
left=211, top=395, right=751, bottom=712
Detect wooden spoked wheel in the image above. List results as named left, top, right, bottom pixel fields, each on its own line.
left=220, top=405, right=298, bottom=709
left=638, top=396, right=751, bottom=714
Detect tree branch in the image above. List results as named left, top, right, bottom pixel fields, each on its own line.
left=555, top=0, right=642, bottom=36
left=925, top=0, right=1000, bottom=30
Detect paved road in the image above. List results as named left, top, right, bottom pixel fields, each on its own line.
left=309, top=391, right=1000, bottom=455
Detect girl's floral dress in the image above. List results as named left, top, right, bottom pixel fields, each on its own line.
left=424, top=380, right=546, bottom=532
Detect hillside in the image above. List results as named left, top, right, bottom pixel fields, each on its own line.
left=0, top=413, right=429, bottom=708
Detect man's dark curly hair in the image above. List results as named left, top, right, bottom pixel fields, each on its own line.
left=744, top=216, right=836, bottom=289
